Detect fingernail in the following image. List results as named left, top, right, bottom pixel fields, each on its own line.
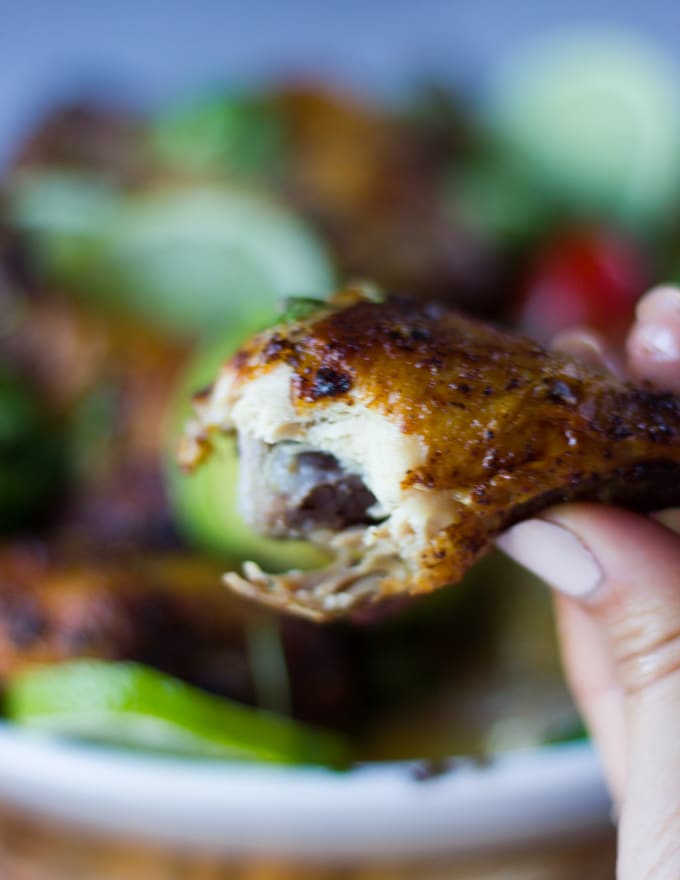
left=630, top=323, right=680, bottom=362
left=496, top=519, right=602, bottom=597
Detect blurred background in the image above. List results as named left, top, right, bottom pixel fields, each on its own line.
left=5, top=0, right=680, bottom=161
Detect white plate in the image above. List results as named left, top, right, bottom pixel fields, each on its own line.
left=0, top=724, right=610, bottom=859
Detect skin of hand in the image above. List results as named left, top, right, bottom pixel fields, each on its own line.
left=496, top=285, right=680, bottom=880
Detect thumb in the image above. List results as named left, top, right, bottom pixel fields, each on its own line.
left=497, top=504, right=680, bottom=880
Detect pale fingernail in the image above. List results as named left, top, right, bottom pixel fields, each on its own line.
left=496, top=519, right=602, bottom=597
left=629, top=322, right=680, bottom=362
left=635, top=284, right=680, bottom=323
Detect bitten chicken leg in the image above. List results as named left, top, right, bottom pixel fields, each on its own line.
left=179, top=287, right=680, bottom=621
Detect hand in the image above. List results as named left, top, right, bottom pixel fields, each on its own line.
left=496, top=286, right=680, bottom=880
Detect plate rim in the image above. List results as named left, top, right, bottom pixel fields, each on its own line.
left=0, top=722, right=610, bottom=859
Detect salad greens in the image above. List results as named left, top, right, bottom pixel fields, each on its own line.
left=0, top=368, right=64, bottom=533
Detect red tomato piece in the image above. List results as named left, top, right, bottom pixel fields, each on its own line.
left=515, top=228, right=649, bottom=343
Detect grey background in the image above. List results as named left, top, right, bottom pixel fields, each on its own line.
left=2, top=0, right=680, bottom=164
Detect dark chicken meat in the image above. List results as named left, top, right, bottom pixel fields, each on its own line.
left=237, top=437, right=381, bottom=537
left=181, top=287, right=680, bottom=621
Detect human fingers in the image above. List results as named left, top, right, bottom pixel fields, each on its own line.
left=497, top=504, right=680, bottom=879
left=626, top=285, right=680, bottom=393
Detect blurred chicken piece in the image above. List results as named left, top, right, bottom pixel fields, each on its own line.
left=12, top=103, right=147, bottom=184
left=7, top=91, right=507, bottom=315
left=0, top=267, right=188, bottom=546
left=277, top=86, right=504, bottom=312
left=0, top=544, right=358, bottom=728
left=181, top=288, right=680, bottom=621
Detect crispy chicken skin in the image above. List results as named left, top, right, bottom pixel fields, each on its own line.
left=180, top=288, right=680, bottom=621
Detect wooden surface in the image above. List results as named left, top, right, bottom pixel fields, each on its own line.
left=0, top=807, right=616, bottom=879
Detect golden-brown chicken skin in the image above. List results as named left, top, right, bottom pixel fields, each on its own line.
left=180, top=288, right=680, bottom=621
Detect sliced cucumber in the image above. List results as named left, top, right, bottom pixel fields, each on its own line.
left=8, top=174, right=335, bottom=338
left=487, top=32, right=680, bottom=225
left=7, top=661, right=349, bottom=767
left=96, top=185, right=335, bottom=336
